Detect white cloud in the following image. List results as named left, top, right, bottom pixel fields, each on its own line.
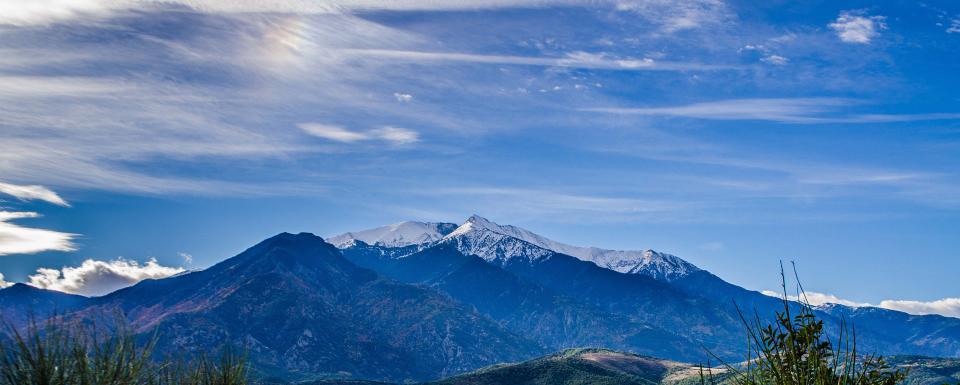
left=948, top=19, right=960, bottom=34
left=0, top=211, right=77, bottom=256
left=0, top=181, right=70, bottom=206
left=0, top=273, right=12, bottom=289
left=878, top=298, right=960, bottom=318
left=339, top=48, right=735, bottom=72
left=761, top=290, right=869, bottom=307
left=760, top=54, right=788, bottom=65
left=298, top=123, right=370, bottom=143
left=371, top=126, right=419, bottom=144
left=0, top=0, right=115, bottom=26
left=0, top=0, right=732, bottom=26
left=615, top=0, right=730, bottom=33
left=393, top=92, right=413, bottom=102
left=0, top=0, right=734, bottom=198
left=27, top=258, right=184, bottom=296
left=829, top=11, right=886, bottom=44
left=584, top=98, right=960, bottom=124
left=179, top=252, right=194, bottom=264
left=299, top=123, right=419, bottom=144
left=762, top=290, right=960, bottom=319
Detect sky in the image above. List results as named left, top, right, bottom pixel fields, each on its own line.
left=0, top=0, right=958, bottom=316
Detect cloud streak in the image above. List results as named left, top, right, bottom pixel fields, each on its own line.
left=0, top=181, right=70, bottom=206
left=584, top=98, right=960, bottom=124
left=27, top=258, right=185, bottom=296
left=411, top=187, right=692, bottom=223
left=0, top=0, right=731, bottom=26
left=0, top=211, right=76, bottom=256
left=299, top=123, right=419, bottom=144
left=339, top=49, right=738, bottom=72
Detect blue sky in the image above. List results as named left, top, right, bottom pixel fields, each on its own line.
left=0, top=0, right=958, bottom=314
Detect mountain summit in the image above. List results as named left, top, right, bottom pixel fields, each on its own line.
left=328, top=221, right=458, bottom=248
left=332, top=215, right=700, bottom=281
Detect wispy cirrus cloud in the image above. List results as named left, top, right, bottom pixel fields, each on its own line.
left=299, top=123, right=419, bottom=144
left=829, top=11, right=887, bottom=44
left=339, top=49, right=738, bottom=72
left=0, top=0, right=562, bottom=26
left=583, top=98, right=960, bottom=124
left=0, top=211, right=76, bottom=256
left=0, top=0, right=739, bottom=198
left=0, top=0, right=732, bottom=27
left=0, top=181, right=69, bottom=206
left=760, top=54, right=788, bottom=65
left=615, top=0, right=730, bottom=33
left=27, top=258, right=185, bottom=296
left=0, top=182, right=76, bottom=256
left=409, top=187, right=692, bottom=223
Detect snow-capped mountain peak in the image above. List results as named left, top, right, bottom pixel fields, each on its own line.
left=446, top=215, right=700, bottom=281
left=441, top=215, right=556, bottom=264
left=335, top=215, right=701, bottom=281
left=328, top=221, right=457, bottom=248
left=447, top=215, right=525, bottom=238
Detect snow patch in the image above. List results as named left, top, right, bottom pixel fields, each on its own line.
left=444, top=215, right=700, bottom=280
left=328, top=221, right=457, bottom=248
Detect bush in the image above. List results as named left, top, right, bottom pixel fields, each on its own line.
left=0, top=317, right=248, bottom=385
left=704, top=264, right=908, bottom=385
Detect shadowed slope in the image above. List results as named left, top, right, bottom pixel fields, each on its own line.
left=76, top=232, right=541, bottom=382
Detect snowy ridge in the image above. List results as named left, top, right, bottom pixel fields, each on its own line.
left=442, top=217, right=555, bottom=264
left=333, top=215, right=701, bottom=281
left=445, top=215, right=700, bottom=280
left=328, top=221, right=457, bottom=248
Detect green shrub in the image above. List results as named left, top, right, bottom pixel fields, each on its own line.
left=0, top=317, right=248, bottom=385
left=705, top=264, right=908, bottom=385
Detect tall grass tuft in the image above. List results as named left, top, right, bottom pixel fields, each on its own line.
left=0, top=316, right=249, bottom=385
left=704, top=263, right=908, bottom=385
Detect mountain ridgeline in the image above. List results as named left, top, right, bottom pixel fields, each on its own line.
left=335, top=216, right=960, bottom=361
left=1, top=216, right=959, bottom=383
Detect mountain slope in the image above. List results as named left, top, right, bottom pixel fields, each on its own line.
left=373, top=350, right=957, bottom=385
left=0, top=283, right=88, bottom=327
left=427, top=348, right=716, bottom=385
left=441, top=219, right=744, bottom=358
left=344, top=222, right=744, bottom=361
left=75, top=233, right=541, bottom=382
left=818, top=304, right=960, bottom=357
left=341, top=241, right=698, bottom=360
left=889, top=356, right=960, bottom=385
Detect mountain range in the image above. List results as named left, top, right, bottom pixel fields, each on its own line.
left=1, top=215, right=959, bottom=383
left=333, top=215, right=960, bottom=360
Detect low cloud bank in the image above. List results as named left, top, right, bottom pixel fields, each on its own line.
left=27, top=258, right=185, bottom=296
left=762, top=290, right=960, bottom=319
